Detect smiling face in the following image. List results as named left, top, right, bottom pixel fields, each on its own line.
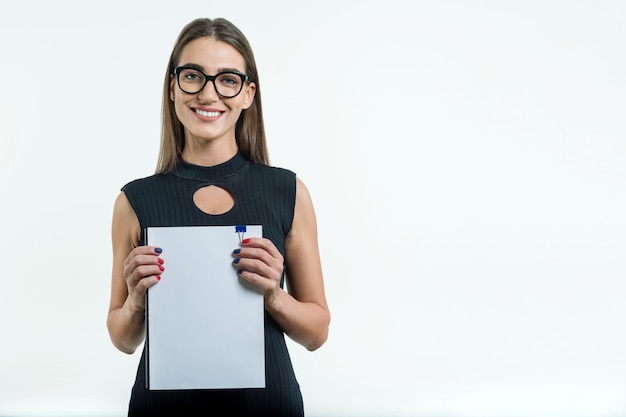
left=170, top=37, right=256, bottom=154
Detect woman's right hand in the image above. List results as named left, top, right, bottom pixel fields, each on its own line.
left=123, top=246, right=164, bottom=312
left=108, top=192, right=161, bottom=354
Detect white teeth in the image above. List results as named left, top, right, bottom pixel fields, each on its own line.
left=195, top=109, right=221, bottom=117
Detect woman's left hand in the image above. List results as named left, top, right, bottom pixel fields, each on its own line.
left=232, top=237, right=284, bottom=305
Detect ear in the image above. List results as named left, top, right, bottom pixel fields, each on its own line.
left=242, top=82, right=256, bottom=110
left=169, top=74, right=176, bottom=101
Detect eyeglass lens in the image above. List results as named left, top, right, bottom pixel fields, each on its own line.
left=177, top=68, right=244, bottom=97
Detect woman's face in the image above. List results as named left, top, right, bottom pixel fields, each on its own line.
left=170, top=37, right=256, bottom=145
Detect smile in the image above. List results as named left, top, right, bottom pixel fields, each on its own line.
left=194, top=109, right=222, bottom=117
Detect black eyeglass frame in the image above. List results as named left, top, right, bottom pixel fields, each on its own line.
left=173, top=65, right=250, bottom=98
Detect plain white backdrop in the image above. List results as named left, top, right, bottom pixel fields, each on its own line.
left=1, top=1, right=625, bottom=416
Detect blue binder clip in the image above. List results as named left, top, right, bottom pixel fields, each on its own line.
left=235, top=225, right=246, bottom=243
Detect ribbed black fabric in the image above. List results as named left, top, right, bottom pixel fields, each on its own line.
left=121, top=153, right=304, bottom=416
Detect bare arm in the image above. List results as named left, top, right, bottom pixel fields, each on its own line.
left=235, top=178, right=330, bottom=351
left=106, top=192, right=163, bottom=354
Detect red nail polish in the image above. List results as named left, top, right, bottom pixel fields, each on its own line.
left=156, top=276, right=161, bottom=281
left=158, top=258, right=164, bottom=264
left=159, top=266, right=165, bottom=271
left=242, top=238, right=251, bottom=244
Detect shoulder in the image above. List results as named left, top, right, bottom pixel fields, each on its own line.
left=111, top=191, right=141, bottom=246
left=119, top=173, right=173, bottom=217
left=247, top=163, right=297, bottom=196
left=121, top=173, right=165, bottom=193
left=249, top=162, right=296, bottom=179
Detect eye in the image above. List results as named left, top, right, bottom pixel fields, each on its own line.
left=217, top=73, right=242, bottom=86
left=180, top=69, right=204, bottom=82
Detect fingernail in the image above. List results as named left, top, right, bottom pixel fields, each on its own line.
left=233, top=258, right=240, bottom=264
left=158, top=258, right=164, bottom=264
left=155, top=247, right=163, bottom=254
left=156, top=276, right=161, bottom=281
left=159, top=266, right=165, bottom=271
left=242, top=238, right=251, bottom=244
left=238, top=269, right=243, bottom=275
left=233, top=249, right=241, bottom=254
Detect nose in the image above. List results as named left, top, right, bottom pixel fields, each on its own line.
left=197, top=80, right=219, bottom=102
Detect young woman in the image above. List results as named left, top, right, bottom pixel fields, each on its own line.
left=107, top=17, right=330, bottom=416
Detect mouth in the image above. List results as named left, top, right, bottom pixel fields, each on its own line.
left=194, top=108, right=223, bottom=118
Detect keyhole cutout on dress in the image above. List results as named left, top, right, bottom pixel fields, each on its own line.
left=193, top=185, right=235, bottom=215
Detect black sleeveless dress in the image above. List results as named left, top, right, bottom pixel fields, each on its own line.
left=121, top=153, right=304, bottom=416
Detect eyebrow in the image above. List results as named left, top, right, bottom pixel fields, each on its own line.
left=179, top=63, right=245, bottom=74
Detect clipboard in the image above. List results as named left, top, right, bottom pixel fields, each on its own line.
left=145, top=225, right=265, bottom=390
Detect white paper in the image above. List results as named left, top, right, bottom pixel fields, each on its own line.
left=145, top=225, right=264, bottom=390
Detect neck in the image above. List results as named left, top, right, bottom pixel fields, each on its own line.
left=181, top=135, right=238, bottom=167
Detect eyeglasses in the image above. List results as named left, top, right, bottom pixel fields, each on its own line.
left=174, top=66, right=249, bottom=98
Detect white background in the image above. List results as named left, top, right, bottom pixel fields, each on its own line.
left=1, top=1, right=625, bottom=416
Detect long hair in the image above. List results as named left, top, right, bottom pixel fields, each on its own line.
left=156, top=18, right=268, bottom=173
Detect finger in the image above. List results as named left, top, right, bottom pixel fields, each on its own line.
left=234, top=254, right=283, bottom=282
left=236, top=243, right=283, bottom=268
left=233, top=256, right=283, bottom=284
left=125, top=262, right=165, bottom=288
left=240, top=238, right=282, bottom=259
left=236, top=269, right=275, bottom=293
left=134, top=274, right=162, bottom=295
left=128, top=275, right=162, bottom=306
left=124, top=246, right=163, bottom=268
left=126, top=254, right=165, bottom=271
left=235, top=247, right=276, bottom=267
left=233, top=257, right=267, bottom=277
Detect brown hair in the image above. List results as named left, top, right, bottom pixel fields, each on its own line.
left=156, top=17, right=268, bottom=173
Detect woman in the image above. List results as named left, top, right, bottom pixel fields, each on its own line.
left=107, top=17, right=330, bottom=416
